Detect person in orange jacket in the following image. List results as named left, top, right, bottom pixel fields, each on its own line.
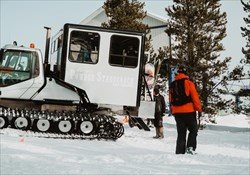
left=169, top=66, right=202, bottom=154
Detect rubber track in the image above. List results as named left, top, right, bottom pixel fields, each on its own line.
left=0, top=107, right=124, bottom=140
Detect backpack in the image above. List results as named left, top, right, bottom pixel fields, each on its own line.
left=170, top=78, right=192, bottom=106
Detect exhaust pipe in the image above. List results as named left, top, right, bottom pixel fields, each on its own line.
left=44, top=26, right=51, bottom=75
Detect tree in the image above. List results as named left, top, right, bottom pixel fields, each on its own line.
left=102, top=0, right=152, bottom=51
left=241, top=0, right=250, bottom=65
left=165, top=0, right=231, bottom=114
left=229, top=0, right=250, bottom=114
left=229, top=0, right=250, bottom=80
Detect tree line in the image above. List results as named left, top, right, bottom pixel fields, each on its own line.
left=101, top=0, right=250, bottom=115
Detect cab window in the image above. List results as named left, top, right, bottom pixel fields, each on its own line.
left=0, top=50, right=39, bottom=87
left=69, top=31, right=100, bottom=64
left=109, top=35, right=139, bottom=68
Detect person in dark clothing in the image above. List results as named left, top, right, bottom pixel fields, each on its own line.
left=153, top=86, right=166, bottom=139
left=169, top=67, right=202, bottom=154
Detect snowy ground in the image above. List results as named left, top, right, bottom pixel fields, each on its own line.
left=0, top=115, right=249, bottom=175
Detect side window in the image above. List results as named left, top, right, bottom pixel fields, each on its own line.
left=54, top=40, right=58, bottom=53
left=57, top=35, right=63, bottom=50
left=109, top=35, right=139, bottom=68
left=53, top=40, right=56, bottom=53
left=51, top=35, right=63, bottom=54
left=69, top=31, right=100, bottom=64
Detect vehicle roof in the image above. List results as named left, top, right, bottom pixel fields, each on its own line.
left=64, top=23, right=146, bottom=36
left=1, top=44, right=41, bottom=52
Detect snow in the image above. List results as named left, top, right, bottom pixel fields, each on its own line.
left=1, top=114, right=250, bottom=175
left=213, top=114, right=249, bottom=128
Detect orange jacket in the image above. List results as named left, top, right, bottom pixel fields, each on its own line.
left=170, top=73, right=202, bottom=114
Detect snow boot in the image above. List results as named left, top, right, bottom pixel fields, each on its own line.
left=159, top=127, right=164, bottom=138
left=186, top=147, right=197, bottom=155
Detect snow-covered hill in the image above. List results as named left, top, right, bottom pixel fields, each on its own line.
left=1, top=114, right=249, bottom=175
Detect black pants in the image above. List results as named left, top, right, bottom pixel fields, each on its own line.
left=174, top=112, right=198, bottom=154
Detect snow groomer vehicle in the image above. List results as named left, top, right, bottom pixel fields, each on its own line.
left=0, top=24, right=153, bottom=140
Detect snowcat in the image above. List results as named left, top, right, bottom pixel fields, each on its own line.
left=0, top=24, right=154, bottom=140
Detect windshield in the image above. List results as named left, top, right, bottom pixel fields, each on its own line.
left=0, top=49, right=38, bottom=87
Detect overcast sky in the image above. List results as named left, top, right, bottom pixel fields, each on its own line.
left=0, top=0, right=247, bottom=69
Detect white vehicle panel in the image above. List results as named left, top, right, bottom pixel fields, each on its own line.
left=64, top=29, right=142, bottom=106
left=33, top=78, right=80, bottom=102
left=0, top=79, right=35, bottom=98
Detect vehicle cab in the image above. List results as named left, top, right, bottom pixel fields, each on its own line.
left=0, top=44, right=44, bottom=98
